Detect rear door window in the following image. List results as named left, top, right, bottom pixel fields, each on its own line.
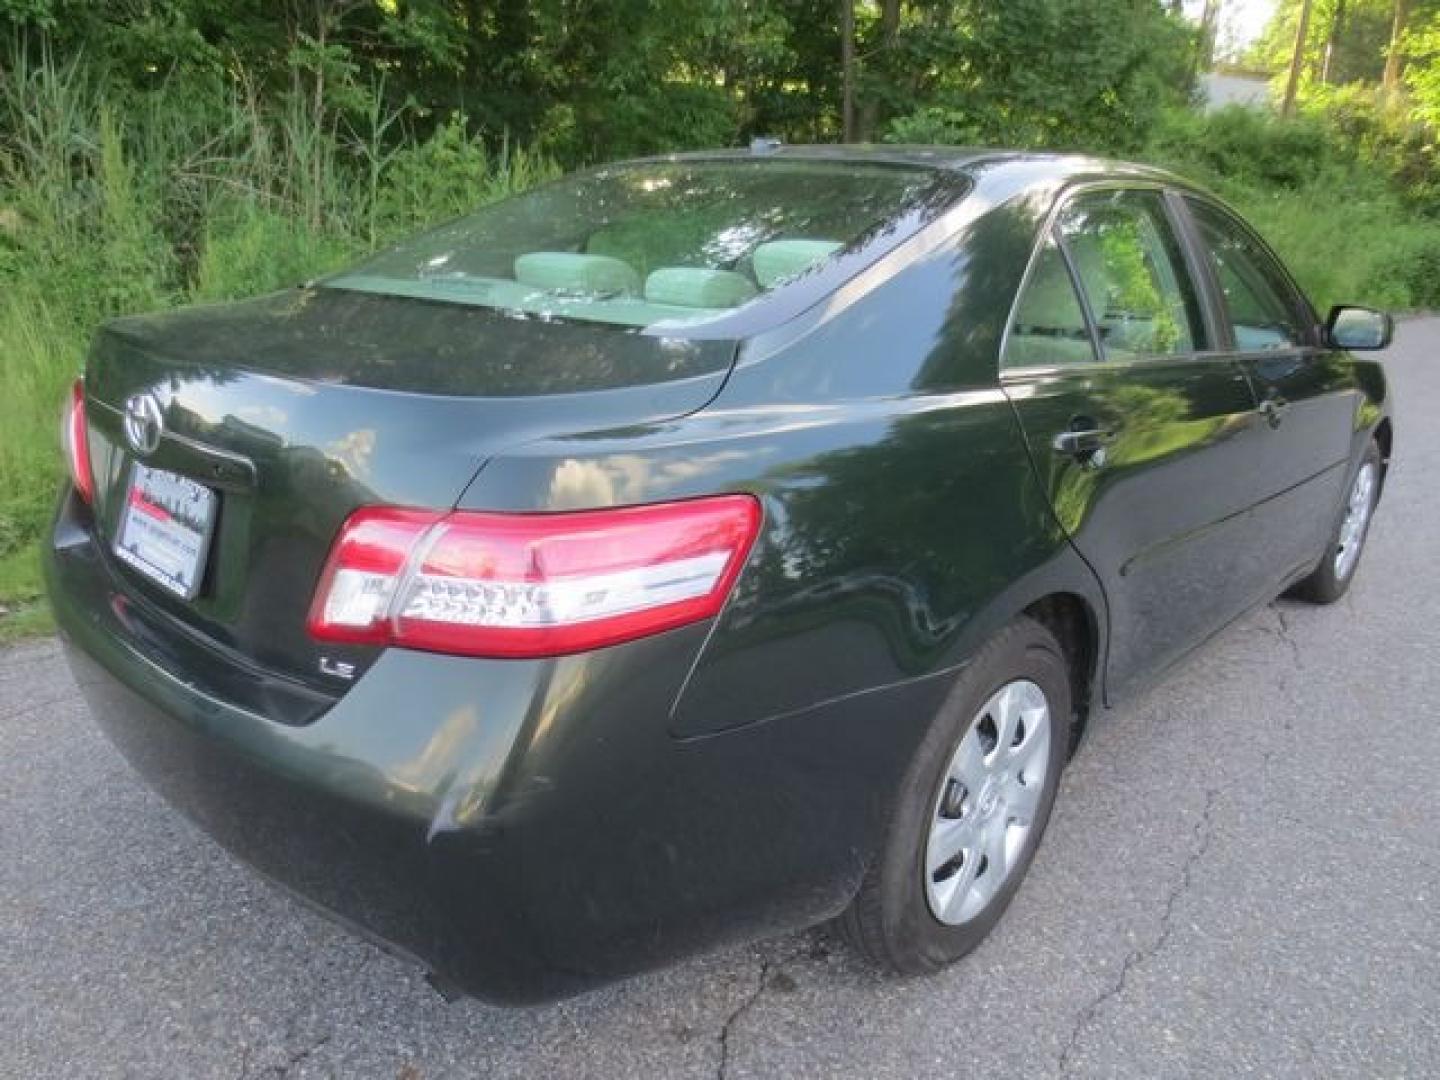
left=1055, top=189, right=1207, bottom=361
left=1004, top=234, right=1097, bottom=368
left=1185, top=198, right=1310, bottom=351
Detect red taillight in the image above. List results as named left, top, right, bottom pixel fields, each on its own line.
left=61, top=378, right=94, bottom=503
left=307, top=495, right=762, bottom=658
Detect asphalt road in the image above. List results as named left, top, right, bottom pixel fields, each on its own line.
left=4, top=320, right=1439, bottom=1080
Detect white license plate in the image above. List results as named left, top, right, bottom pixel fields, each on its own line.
left=113, top=463, right=218, bottom=600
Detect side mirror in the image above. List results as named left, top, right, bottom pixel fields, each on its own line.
left=1326, top=305, right=1393, bottom=351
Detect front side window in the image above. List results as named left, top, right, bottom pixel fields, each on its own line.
left=1004, top=234, right=1097, bottom=368
left=1186, top=198, right=1308, bottom=351
left=325, top=160, right=957, bottom=329
left=1056, top=189, right=1206, bottom=360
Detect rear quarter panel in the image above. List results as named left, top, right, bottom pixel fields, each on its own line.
left=464, top=181, right=1106, bottom=737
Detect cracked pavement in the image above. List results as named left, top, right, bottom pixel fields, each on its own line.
left=4, top=318, right=1439, bottom=1078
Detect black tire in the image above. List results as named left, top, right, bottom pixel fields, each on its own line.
left=839, top=615, right=1071, bottom=974
left=1290, top=439, right=1383, bottom=605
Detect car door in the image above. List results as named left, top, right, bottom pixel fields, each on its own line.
left=1178, top=195, right=1358, bottom=588
left=1001, top=185, right=1264, bottom=698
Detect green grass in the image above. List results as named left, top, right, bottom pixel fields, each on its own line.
left=0, top=54, right=555, bottom=642
left=0, top=290, right=86, bottom=642
left=1229, top=186, right=1440, bottom=314
left=1143, top=106, right=1440, bottom=314
left=0, top=546, right=53, bottom=642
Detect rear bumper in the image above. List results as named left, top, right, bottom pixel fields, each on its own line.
left=44, top=491, right=945, bottom=1003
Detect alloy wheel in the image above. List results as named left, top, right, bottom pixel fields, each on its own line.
left=924, top=679, right=1052, bottom=926
left=1335, top=462, right=1377, bottom=581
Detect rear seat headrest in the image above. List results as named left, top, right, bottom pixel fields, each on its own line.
left=644, top=267, right=757, bottom=310
left=751, top=239, right=843, bottom=288
left=514, top=252, right=641, bottom=296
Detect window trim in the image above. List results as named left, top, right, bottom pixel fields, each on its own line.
left=1000, top=179, right=1237, bottom=379
left=1172, top=192, right=1323, bottom=354
left=1001, top=226, right=1102, bottom=370
left=1054, top=227, right=1107, bottom=363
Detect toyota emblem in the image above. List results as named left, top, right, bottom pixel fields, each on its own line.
left=123, top=392, right=165, bottom=456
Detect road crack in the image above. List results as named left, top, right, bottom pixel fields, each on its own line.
left=1264, top=602, right=1302, bottom=668
left=715, top=938, right=814, bottom=1079
left=716, top=956, right=772, bottom=1080
left=1055, top=789, right=1219, bottom=1077
left=265, top=1032, right=332, bottom=1079
left=1253, top=606, right=1304, bottom=770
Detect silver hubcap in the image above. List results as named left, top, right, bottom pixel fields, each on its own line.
left=1335, top=462, right=1376, bottom=580
left=924, top=680, right=1052, bottom=926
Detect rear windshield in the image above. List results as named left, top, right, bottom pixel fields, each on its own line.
left=325, top=159, right=951, bottom=329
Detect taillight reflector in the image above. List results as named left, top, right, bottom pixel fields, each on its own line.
left=61, top=378, right=94, bottom=503
left=307, top=496, right=761, bottom=658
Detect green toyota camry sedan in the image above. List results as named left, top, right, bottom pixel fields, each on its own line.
left=46, top=146, right=1393, bottom=1003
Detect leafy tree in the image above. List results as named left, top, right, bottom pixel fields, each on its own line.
left=1, top=0, right=1200, bottom=163
left=1249, top=0, right=1435, bottom=90
left=1404, top=7, right=1440, bottom=122
left=880, top=0, right=1194, bottom=152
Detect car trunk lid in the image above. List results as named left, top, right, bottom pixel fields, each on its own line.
left=82, top=287, right=734, bottom=695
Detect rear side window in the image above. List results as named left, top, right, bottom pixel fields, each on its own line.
left=325, top=160, right=958, bottom=329
left=1186, top=198, right=1309, bottom=351
left=1056, top=189, right=1207, bottom=360
left=1004, top=235, right=1097, bottom=368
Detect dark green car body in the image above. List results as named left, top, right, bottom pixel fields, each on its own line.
left=44, top=147, right=1391, bottom=1002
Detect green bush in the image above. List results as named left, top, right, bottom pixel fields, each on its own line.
left=0, top=291, right=85, bottom=625
left=1143, top=106, right=1440, bottom=313
left=1232, top=188, right=1440, bottom=311
left=1146, top=106, right=1349, bottom=190
left=194, top=205, right=356, bottom=301
left=881, top=0, right=1193, bottom=153
left=537, top=81, right=742, bottom=164
left=884, top=107, right=986, bottom=147
left=1308, top=85, right=1440, bottom=215
left=375, top=115, right=558, bottom=236
left=0, top=47, right=556, bottom=635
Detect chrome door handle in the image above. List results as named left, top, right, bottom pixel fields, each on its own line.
left=1052, top=427, right=1115, bottom=468
left=1258, top=394, right=1290, bottom=427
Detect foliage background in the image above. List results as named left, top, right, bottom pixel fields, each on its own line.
left=0, top=0, right=1437, bottom=636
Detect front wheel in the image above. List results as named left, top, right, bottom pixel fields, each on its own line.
left=839, top=616, right=1070, bottom=973
left=1290, top=440, right=1382, bottom=605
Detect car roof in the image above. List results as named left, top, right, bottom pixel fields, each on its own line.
left=620, top=143, right=1192, bottom=191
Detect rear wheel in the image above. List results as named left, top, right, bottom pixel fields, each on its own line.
left=1291, top=440, right=1382, bottom=605
left=839, top=616, right=1070, bottom=973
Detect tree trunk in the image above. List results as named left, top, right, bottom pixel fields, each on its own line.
left=1192, top=0, right=1221, bottom=79
left=856, top=0, right=900, bottom=142
left=1321, top=0, right=1346, bottom=84
left=1382, top=0, right=1410, bottom=92
left=463, top=0, right=483, bottom=90
left=840, top=0, right=856, bottom=142
left=492, top=0, right=534, bottom=134
left=1281, top=0, right=1315, bottom=118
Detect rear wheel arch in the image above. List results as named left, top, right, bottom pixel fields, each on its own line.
left=1374, top=417, right=1393, bottom=483
left=1021, top=592, right=1100, bottom=754
left=838, top=613, right=1072, bottom=972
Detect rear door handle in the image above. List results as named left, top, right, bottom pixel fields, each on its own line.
left=1257, top=394, right=1290, bottom=427
left=1052, top=426, right=1115, bottom=467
